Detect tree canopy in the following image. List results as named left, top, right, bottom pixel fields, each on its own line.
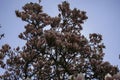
left=0, top=1, right=120, bottom=80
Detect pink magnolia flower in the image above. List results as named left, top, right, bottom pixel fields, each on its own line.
left=76, top=73, right=85, bottom=80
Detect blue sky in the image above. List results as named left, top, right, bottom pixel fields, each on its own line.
left=0, top=0, right=120, bottom=74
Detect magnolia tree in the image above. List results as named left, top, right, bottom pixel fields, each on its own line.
left=0, top=1, right=119, bottom=80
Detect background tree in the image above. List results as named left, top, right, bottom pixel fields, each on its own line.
left=0, top=24, right=4, bottom=40
left=0, top=1, right=119, bottom=80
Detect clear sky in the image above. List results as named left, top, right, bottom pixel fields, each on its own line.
left=0, top=0, right=120, bottom=74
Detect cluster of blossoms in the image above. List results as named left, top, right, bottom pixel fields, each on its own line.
left=0, top=1, right=119, bottom=80
left=105, top=73, right=120, bottom=80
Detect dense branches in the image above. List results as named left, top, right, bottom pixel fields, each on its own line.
left=0, top=1, right=119, bottom=80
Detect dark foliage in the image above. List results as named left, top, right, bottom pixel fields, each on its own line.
left=0, top=1, right=119, bottom=80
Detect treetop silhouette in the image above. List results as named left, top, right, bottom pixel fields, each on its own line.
left=0, top=1, right=119, bottom=80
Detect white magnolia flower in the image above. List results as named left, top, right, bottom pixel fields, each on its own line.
left=23, top=77, right=31, bottom=80
left=68, top=75, right=74, bottom=80
left=105, top=73, right=112, bottom=80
